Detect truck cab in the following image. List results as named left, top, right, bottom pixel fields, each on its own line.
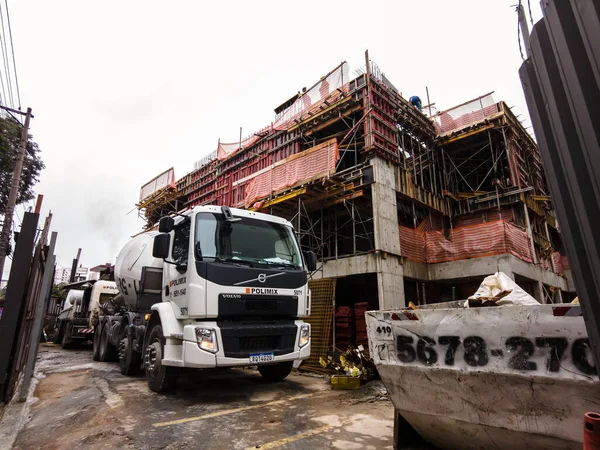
left=54, top=280, right=119, bottom=348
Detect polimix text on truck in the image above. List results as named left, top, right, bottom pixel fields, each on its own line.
left=94, top=205, right=316, bottom=392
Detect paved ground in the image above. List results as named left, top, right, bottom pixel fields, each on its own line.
left=2, top=344, right=394, bottom=450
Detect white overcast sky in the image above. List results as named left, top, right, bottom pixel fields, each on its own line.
left=2, top=0, right=543, bottom=278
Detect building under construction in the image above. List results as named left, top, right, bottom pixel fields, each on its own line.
left=137, top=53, right=575, bottom=359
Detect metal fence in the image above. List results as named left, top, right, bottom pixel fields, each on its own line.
left=519, top=0, right=600, bottom=370
left=0, top=210, right=57, bottom=402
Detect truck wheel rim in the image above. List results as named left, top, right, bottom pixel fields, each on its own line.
left=119, top=338, right=127, bottom=362
left=146, top=340, right=161, bottom=376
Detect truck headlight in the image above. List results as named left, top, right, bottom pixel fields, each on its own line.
left=298, top=324, right=310, bottom=348
left=195, top=328, right=218, bottom=353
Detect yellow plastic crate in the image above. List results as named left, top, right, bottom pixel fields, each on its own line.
left=331, top=375, right=361, bottom=390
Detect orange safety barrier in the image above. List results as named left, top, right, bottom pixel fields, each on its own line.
left=399, top=220, right=533, bottom=264
left=244, top=139, right=339, bottom=209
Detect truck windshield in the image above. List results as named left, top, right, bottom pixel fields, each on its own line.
left=194, top=212, right=303, bottom=269
left=98, top=293, right=114, bottom=306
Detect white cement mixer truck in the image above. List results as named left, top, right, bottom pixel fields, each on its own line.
left=93, top=205, right=316, bottom=392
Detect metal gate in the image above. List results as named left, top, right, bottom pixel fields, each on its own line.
left=302, top=278, right=336, bottom=371
left=0, top=209, right=56, bottom=402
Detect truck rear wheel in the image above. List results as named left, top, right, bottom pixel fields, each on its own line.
left=92, top=324, right=102, bottom=361
left=144, top=324, right=178, bottom=393
left=52, top=322, right=63, bottom=344
left=61, top=322, right=74, bottom=350
left=99, top=322, right=117, bottom=362
left=119, top=326, right=141, bottom=376
left=258, top=361, right=293, bottom=382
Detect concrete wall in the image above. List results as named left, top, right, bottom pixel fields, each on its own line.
left=376, top=255, right=405, bottom=309
left=425, top=254, right=568, bottom=290
left=314, top=254, right=379, bottom=279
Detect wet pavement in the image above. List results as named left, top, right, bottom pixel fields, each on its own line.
left=2, top=344, right=394, bottom=449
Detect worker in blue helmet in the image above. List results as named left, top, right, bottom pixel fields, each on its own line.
left=409, top=95, right=422, bottom=111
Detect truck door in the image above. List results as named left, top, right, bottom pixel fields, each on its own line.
left=165, top=219, right=191, bottom=318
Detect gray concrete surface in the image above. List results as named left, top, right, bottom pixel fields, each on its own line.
left=2, top=344, right=394, bottom=450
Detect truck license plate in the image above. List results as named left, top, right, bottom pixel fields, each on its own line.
left=250, top=352, right=274, bottom=364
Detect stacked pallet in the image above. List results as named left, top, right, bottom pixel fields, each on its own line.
left=355, top=302, right=369, bottom=348
left=335, top=306, right=354, bottom=349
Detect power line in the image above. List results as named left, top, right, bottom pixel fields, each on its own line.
left=0, top=1, right=13, bottom=108
left=4, top=0, right=19, bottom=108
left=526, top=0, right=534, bottom=26
left=0, top=40, right=7, bottom=107
left=517, top=1, right=525, bottom=61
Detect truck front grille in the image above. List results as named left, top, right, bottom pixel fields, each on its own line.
left=245, top=300, right=278, bottom=312
left=239, top=336, right=278, bottom=352
left=218, top=294, right=298, bottom=318
left=217, top=321, right=297, bottom=358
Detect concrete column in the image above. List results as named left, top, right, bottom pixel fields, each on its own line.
left=535, top=280, right=545, bottom=303
left=370, top=157, right=405, bottom=309
left=376, top=255, right=405, bottom=309
left=555, top=289, right=564, bottom=304
left=371, top=157, right=401, bottom=255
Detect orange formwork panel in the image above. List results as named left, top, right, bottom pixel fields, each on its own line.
left=399, top=220, right=533, bottom=265
left=244, top=139, right=340, bottom=209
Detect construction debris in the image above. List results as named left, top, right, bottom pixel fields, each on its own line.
left=466, top=272, right=539, bottom=307
left=320, top=345, right=379, bottom=387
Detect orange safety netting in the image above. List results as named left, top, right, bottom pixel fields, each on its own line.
left=552, top=252, right=563, bottom=273
left=551, top=252, right=570, bottom=273
left=139, top=168, right=176, bottom=202
left=217, top=125, right=271, bottom=161
left=244, top=139, right=339, bottom=209
left=399, top=220, right=533, bottom=264
left=433, top=94, right=500, bottom=136
left=272, top=63, right=350, bottom=131
left=215, top=63, right=349, bottom=162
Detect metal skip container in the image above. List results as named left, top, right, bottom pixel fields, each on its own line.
left=366, top=303, right=600, bottom=449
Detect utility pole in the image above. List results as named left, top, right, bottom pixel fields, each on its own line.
left=0, top=107, right=33, bottom=280
left=518, top=3, right=531, bottom=59
left=69, top=248, right=82, bottom=283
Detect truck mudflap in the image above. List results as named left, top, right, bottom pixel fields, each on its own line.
left=74, top=328, right=94, bottom=335
left=366, top=304, right=600, bottom=450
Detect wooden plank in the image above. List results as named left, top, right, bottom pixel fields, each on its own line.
left=249, top=187, right=307, bottom=211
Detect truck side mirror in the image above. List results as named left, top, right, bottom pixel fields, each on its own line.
left=153, top=234, right=171, bottom=259
left=304, top=251, right=317, bottom=272
left=158, top=216, right=175, bottom=233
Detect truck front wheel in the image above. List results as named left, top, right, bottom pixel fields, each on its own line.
left=258, top=361, right=293, bottom=382
left=144, top=324, right=178, bottom=393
